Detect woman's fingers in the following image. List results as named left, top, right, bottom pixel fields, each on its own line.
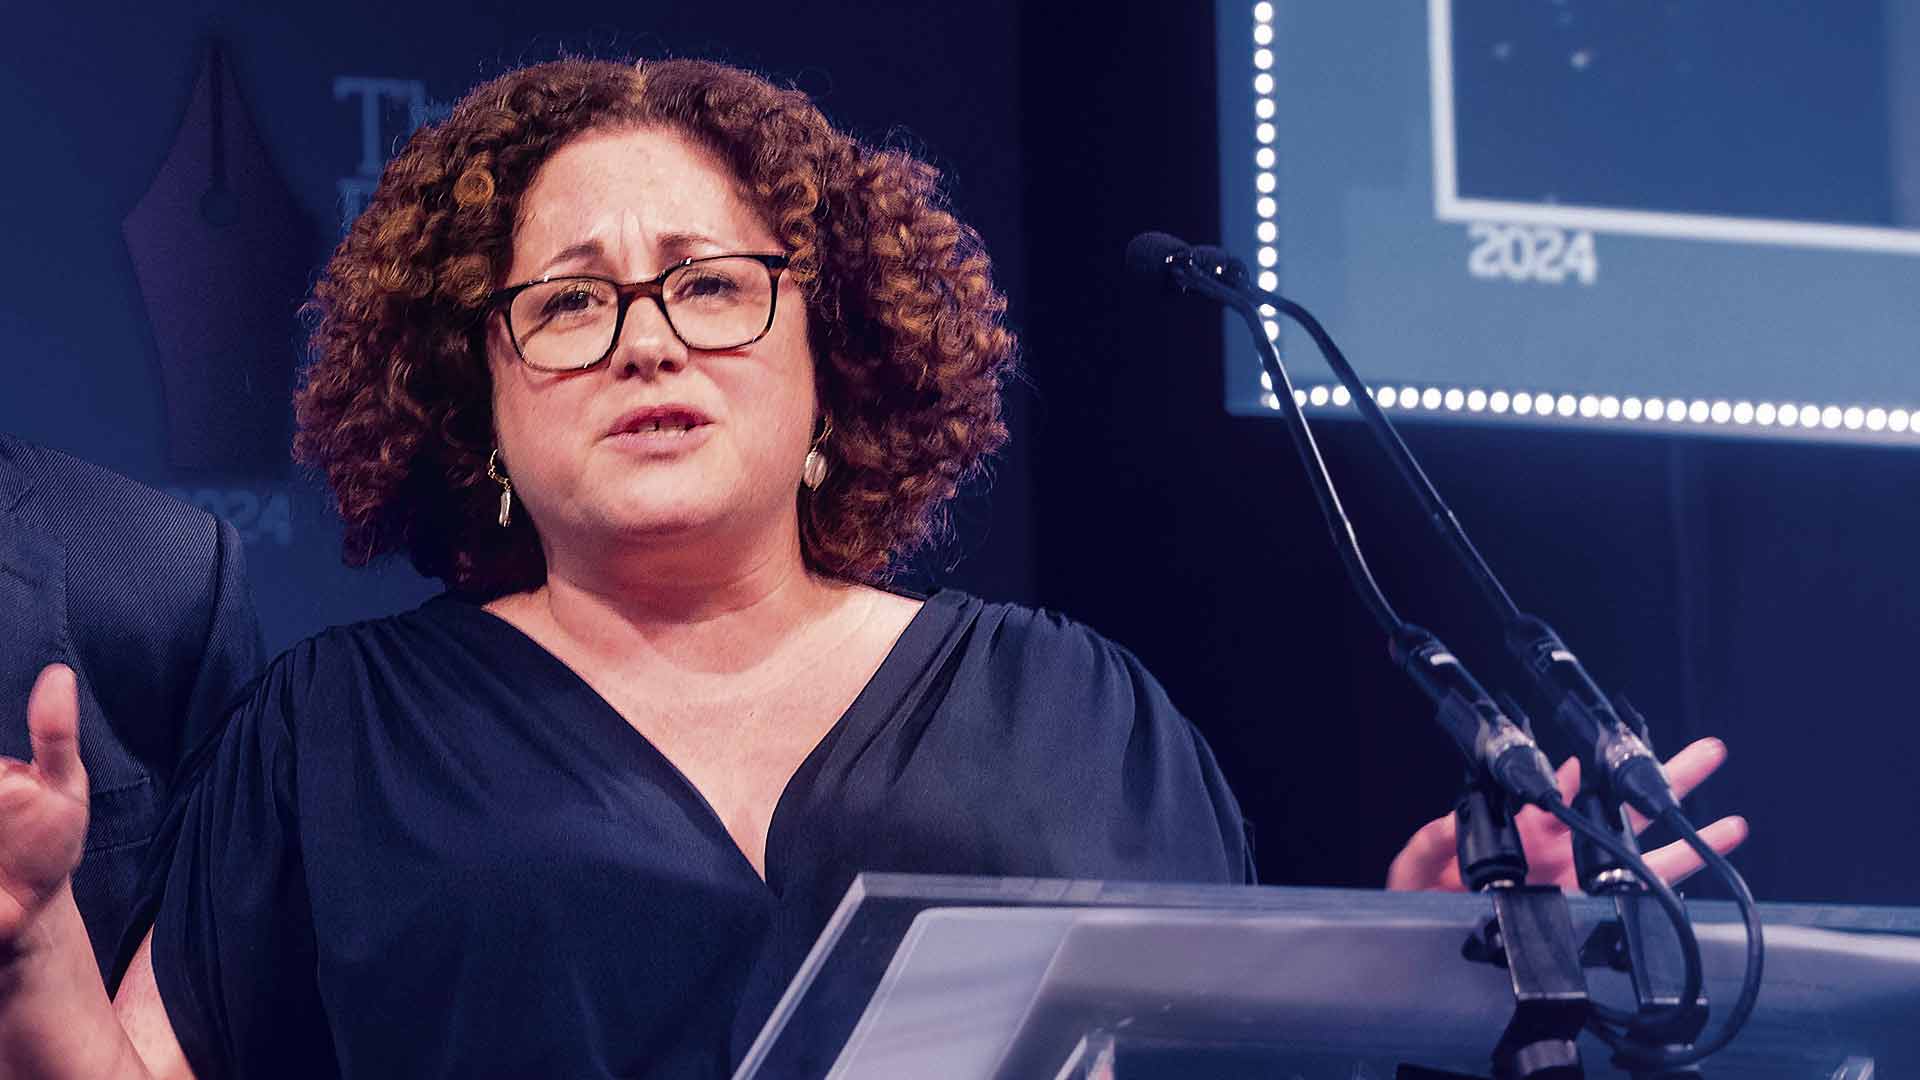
left=26, top=665, right=85, bottom=801
left=1624, top=737, right=1728, bottom=833
left=1386, top=813, right=1464, bottom=892
left=1634, top=814, right=1750, bottom=887
left=1553, top=753, right=1581, bottom=808
left=1389, top=737, right=1739, bottom=894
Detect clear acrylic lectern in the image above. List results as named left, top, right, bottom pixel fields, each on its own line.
left=733, top=874, right=1920, bottom=1079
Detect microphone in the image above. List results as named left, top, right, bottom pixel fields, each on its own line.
left=1124, top=232, right=1249, bottom=297
left=1123, top=230, right=1190, bottom=289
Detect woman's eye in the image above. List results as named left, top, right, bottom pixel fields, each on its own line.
left=542, top=288, right=602, bottom=316
left=676, top=273, right=739, bottom=300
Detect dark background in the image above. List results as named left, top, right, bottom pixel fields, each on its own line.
left=1, top=1, right=1914, bottom=905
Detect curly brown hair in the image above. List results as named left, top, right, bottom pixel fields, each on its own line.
left=294, top=57, right=1015, bottom=596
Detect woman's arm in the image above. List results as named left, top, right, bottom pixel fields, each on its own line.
left=115, top=928, right=193, bottom=1079
left=0, top=666, right=190, bottom=1079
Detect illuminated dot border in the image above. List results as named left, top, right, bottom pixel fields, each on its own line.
left=1250, top=3, right=1280, bottom=294
left=1252, top=382, right=1920, bottom=438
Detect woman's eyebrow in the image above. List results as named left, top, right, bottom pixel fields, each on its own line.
left=535, top=239, right=606, bottom=276
left=534, top=232, right=730, bottom=278
left=654, top=231, right=725, bottom=258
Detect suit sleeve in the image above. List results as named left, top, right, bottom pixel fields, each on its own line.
left=174, top=516, right=262, bottom=764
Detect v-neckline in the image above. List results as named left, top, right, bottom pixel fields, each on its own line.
left=443, top=589, right=963, bottom=894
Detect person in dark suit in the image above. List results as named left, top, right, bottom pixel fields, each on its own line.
left=0, top=433, right=261, bottom=974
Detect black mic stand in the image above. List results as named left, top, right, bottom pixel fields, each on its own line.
left=1195, top=252, right=1751, bottom=1075
left=1142, top=240, right=1589, bottom=1079
left=1574, top=698, right=1709, bottom=1080
left=1449, top=708, right=1588, bottom=1080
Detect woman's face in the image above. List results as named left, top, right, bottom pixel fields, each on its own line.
left=486, top=125, right=816, bottom=573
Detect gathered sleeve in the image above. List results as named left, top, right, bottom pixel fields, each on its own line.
left=987, top=605, right=1257, bottom=885
left=136, top=647, right=337, bottom=1080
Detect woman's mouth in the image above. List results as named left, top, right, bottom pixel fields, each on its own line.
left=604, top=406, right=714, bottom=454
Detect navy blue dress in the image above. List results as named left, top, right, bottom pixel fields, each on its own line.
left=142, top=590, right=1253, bottom=1079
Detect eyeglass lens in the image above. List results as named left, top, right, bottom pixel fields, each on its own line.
left=508, top=256, right=776, bottom=369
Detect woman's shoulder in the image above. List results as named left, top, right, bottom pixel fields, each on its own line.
left=929, top=589, right=1153, bottom=678
left=917, top=590, right=1177, bottom=724
left=241, top=594, right=500, bottom=718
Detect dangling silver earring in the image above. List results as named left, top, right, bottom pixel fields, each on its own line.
left=487, top=448, right=514, bottom=526
left=801, top=417, right=833, bottom=491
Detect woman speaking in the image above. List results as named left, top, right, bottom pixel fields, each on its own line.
left=0, top=57, right=1741, bottom=1079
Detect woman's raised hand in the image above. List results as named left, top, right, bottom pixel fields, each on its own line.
left=1386, top=737, right=1750, bottom=893
left=0, top=665, right=90, bottom=944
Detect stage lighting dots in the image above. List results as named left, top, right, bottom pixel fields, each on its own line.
left=1256, top=122, right=1275, bottom=144
left=1262, top=392, right=1280, bottom=410
left=1467, top=389, right=1487, bottom=411
left=1578, top=395, right=1598, bottom=418
left=1733, top=401, right=1753, bottom=424
left=1332, top=385, right=1352, bottom=406
left=1400, top=385, right=1418, bottom=407
left=1257, top=221, right=1277, bottom=242
left=1710, top=401, right=1731, bottom=424
left=1893, top=410, right=1912, bottom=433
left=1253, top=2, right=1273, bottom=23
left=1257, top=271, right=1278, bottom=291
left=1263, top=320, right=1279, bottom=340
left=1255, top=24, right=1274, bottom=45
left=1257, top=197, right=1276, bottom=218
left=1667, top=399, right=1687, bottom=423
left=1422, top=387, right=1442, bottom=409
left=1646, top=399, right=1665, bottom=421
left=1778, top=404, right=1798, bottom=426
left=1514, top=392, right=1535, bottom=415
left=1490, top=390, right=1511, bottom=413
left=1309, top=385, right=1330, bottom=406
left=1801, top=406, right=1821, bottom=429
left=1256, top=147, right=1275, bottom=168
left=1868, top=408, right=1887, bottom=431
left=1844, top=406, right=1865, bottom=430
left=1254, top=48, right=1273, bottom=70
left=1687, top=400, right=1709, bottom=423
left=1556, top=394, right=1576, bottom=417
left=1254, top=72, right=1274, bottom=94
left=1444, top=388, right=1464, bottom=411
left=1256, top=172, right=1276, bottom=192
left=1255, top=99, right=1275, bottom=121
left=1623, top=397, right=1643, bottom=419
left=1821, top=405, right=1843, bottom=429
left=1378, top=387, right=1398, bottom=408
left=1756, top=402, right=1777, bottom=425
left=1257, top=247, right=1278, bottom=267
left=1599, top=395, right=1620, bottom=419
left=1293, top=389, right=1307, bottom=406
left=1259, top=372, right=1272, bottom=391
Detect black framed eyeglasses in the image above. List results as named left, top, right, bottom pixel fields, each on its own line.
left=488, top=253, right=790, bottom=372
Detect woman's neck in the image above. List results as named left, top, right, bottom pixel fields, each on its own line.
left=504, top=532, right=860, bottom=678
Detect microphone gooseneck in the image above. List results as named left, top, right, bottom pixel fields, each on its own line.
left=1126, top=231, right=1558, bottom=809
left=1149, top=233, right=1680, bottom=822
